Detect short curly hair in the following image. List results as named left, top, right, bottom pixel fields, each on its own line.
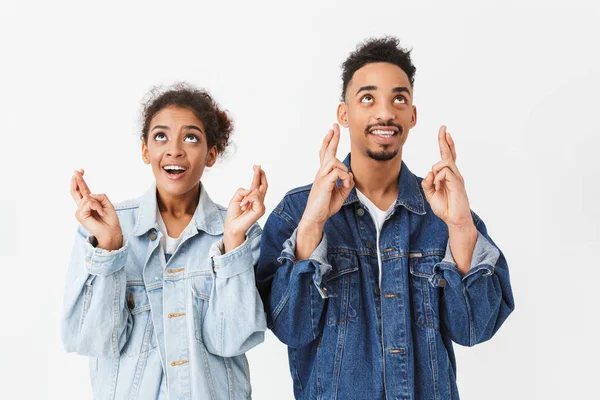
left=141, top=83, right=233, bottom=155
left=341, top=36, right=416, bottom=102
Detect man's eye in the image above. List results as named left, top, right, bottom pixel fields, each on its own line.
left=184, top=134, right=199, bottom=143
left=394, top=96, right=406, bottom=104
left=360, top=95, right=374, bottom=103
left=154, top=133, right=167, bottom=141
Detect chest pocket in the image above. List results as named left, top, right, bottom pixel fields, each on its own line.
left=324, top=253, right=360, bottom=326
left=123, top=283, right=158, bottom=357
left=409, top=254, right=445, bottom=330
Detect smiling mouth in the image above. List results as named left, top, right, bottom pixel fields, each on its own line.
left=366, top=123, right=402, bottom=137
left=370, top=129, right=398, bottom=136
left=163, top=165, right=188, bottom=175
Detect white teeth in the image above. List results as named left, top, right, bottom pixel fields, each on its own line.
left=371, top=129, right=395, bottom=135
left=163, top=165, right=186, bottom=171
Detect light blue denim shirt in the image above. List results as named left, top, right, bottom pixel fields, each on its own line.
left=62, top=184, right=267, bottom=399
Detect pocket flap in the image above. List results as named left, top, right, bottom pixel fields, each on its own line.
left=409, top=255, right=438, bottom=279
left=126, top=283, right=151, bottom=315
left=191, top=275, right=212, bottom=300
left=325, top=253, right=359, bottom=282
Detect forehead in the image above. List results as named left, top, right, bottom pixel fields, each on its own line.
left=347, top=62, right=411, bottom=95
left=151, top=106, right=204, bottom=127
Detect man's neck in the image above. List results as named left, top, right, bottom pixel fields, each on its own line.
left=351, top=150, right=402, bottom=211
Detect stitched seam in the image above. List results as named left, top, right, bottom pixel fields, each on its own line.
left=191, top=285, right=210, bottom=301
left=79, top=281, right=93, bottom=332
left=224, top=357, right=234, bottom=399
left=277, top=211, right=298, bottom=232
left=200, top=344, right=217, bottom=398
left=109, top=272, right=122, bottom=400
left=325, top=266, right=359, bottom=282
left=284, top=184, right=313, bottom=197
left=219, top=312, right=224, bottom=355
left=462, top=284, right=475, bottom=346
left=270, top=289, right=291, bottom=326
left=130, top=304, right=151, bottom=315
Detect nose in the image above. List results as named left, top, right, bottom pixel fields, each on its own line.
left=373, top=101, right=395, bottom=123
left=166, top=142, right=184, bottom=158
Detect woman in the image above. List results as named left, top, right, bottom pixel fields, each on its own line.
left=62, top=84, right=268, bottom=399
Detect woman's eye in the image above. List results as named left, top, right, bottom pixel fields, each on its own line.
left=154, top=133, right=167, bottom=141
left=360, top=95, right=374, bottom=103
left=394, top=96, right=406, bottom=104
left=184, top=134, right=199, bottom=143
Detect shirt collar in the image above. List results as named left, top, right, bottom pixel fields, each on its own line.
left=132, top=182, right=224, bottom=237
left=341, top=153, right=426, bottom=215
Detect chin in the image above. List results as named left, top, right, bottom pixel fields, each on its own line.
left=156, top=178, right=200, bottom=197
left=366, top=148, right=399, bottom=161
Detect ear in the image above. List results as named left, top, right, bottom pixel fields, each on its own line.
left=410, top=105, right=417, bottom=129
left=206, top=146, right=218, bottom=167
left=337, top=103, right=349, bottom=128
left=141, top=141, right=151, bottom=164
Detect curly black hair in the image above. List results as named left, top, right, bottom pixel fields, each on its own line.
left=141, top=83, right=233, bottom=155
left=341, top=36, right=416, bottom=102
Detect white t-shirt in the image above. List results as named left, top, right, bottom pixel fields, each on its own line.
left=356, top=189, right=395, bottom=285
left=156, top=209, right=187, bottom=265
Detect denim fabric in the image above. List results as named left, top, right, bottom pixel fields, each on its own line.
left=257, top=154, right=514, bottom=400
left=62, top=184, right=266, bottom=399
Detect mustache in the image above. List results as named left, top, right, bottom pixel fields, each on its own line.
left=364, top=122, right=403, bottom=135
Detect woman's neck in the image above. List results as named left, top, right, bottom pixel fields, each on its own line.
left=156, top=183, right=200, bottom=219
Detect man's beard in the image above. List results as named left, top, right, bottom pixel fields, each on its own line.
left=366, top=147, right=399, bottom=161
left=364, top=121, right=402, bottom=161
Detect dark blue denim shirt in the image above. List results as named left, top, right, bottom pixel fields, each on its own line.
left=257, top=154, right=514, bottom=400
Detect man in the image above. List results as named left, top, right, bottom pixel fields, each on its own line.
left=257, top=37, right=514, bottom=400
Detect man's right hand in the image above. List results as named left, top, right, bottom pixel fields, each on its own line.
left=296, top=124, right=355, bottom=260
left=71, top=169, right=123, bottom=251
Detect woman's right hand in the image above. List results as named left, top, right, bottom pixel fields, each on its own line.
left=70, top=169, right=123, bottom=251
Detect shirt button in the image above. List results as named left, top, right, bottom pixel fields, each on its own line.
left=155, top=276, right=159, bottom=281
left=438, top=278, right=447, bottom=287
left=357, top=208, right=365, bottom=217
left=149, top=232, right=157, bottom=241
left=366, top=240, right=374, bottom=249
left=374, top=287, right=380, bottom=296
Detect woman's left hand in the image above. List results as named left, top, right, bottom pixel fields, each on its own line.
left=223, top=165, right=268, bottom=252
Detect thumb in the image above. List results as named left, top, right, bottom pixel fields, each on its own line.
left=90, top=193, right=114, bottom=209
left=339, top=172, right=355, bottom=199
left=230, top=187, right=251, bottom=205
left=421, top=172, right=436, bottom=202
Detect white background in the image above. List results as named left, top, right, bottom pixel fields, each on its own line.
left=1, top=0, right=599, bottom=399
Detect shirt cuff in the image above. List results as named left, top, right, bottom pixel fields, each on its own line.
left=209, top=231, right=260, bottom=279
left=278, top=228, right=332, bottom=290
left=441, top=231, right=500, bottom=279
left=84, top=236, right=128, bottom=276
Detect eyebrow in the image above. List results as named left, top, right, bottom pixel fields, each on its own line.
left=150, top=124, right=204, bottom=134
left=355, top=85, right=412, bottom=96
left=392, top=86, right=411, bottom=95
left=356, top=85, right=377, bottom=95
left=183, top=125, right=204, bottom=134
